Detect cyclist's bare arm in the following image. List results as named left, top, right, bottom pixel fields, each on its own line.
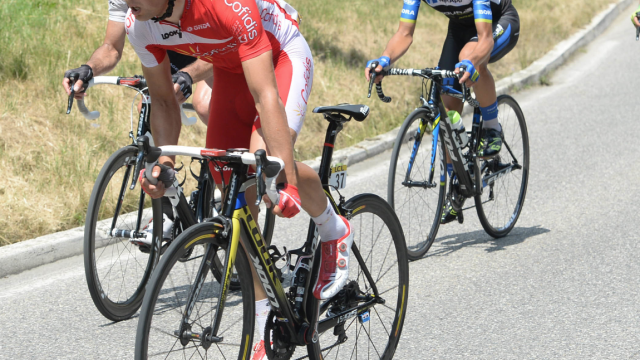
left=139, top=55, right=183, bottom=198
left=180, top=59, right=213, bottom=83
left=242, top=50, right=297, bottom=188
left=63, top=20, right=125, bottom=98
left=365, top=21, right=416, bottom=82
left=457, top=21, right=493, bottom=84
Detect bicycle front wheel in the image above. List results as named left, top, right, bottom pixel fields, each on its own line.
left=135, top=222, right=254, bottom=359
left=84, top=145, right=160, bottom=321
left=475, top=94, right=530, bottom=238
left=307, top=194, right=409, bottom=360
left=388, top=108, right=446, bottom=260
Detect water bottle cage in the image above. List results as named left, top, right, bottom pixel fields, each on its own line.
left=267, top=245, right=293, bottom=285
left=272, top=246, right=314, bottom=289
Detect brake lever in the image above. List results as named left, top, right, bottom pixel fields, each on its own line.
left=367, top=61, right=379, bottom=98
left=66, top=73, right=77, bottom=114
left=456, top=66, right=468, bottom=104
left=255, top=153, right=265, bottom=206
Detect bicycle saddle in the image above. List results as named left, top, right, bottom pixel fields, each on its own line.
left=313, top=104, right=370, bottom=122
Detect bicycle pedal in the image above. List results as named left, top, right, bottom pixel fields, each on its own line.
left=457, top=211, right=464, bottom=224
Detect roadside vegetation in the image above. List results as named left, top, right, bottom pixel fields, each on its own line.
left=0, top=0, right=617, bottom=244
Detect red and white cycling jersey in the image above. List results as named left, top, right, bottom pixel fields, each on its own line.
left=126, top=0, right=314, bottom=185
left=125, top=0, right=301, bottom=73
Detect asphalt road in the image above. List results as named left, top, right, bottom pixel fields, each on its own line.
left=2, top=7, right=640, bottom=359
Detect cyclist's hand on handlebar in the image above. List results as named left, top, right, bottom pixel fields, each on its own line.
left=455, top=59, right=480, bottom=87
left=139, top=166, right=167, bottom=199
left=63, top=65, right=93, bottom=100
left=365, top=56, right=390, bottom=83
left=171, top=71, right=193, bottom=103
left=263, top=183, right=302, bottom=218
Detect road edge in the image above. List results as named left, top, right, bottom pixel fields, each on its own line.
left=0, top=0, right=633, bottom=278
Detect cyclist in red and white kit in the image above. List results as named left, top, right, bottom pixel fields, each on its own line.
left=124, top=0, right=352, bottom=358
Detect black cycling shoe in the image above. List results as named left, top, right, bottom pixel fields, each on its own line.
left=478, top=128, right=503, bottom=159
left=441, top=201, right=464, bottom=225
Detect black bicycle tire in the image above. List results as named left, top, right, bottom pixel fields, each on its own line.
left=474, top=94, right=530, bottom=238
left=387, top=108, right=446, bottom=260
left=84, top=145, right=161, bottom=322
left=306, top=194, right=410, bottom=360
left=135, top=222, right=255, bottom=359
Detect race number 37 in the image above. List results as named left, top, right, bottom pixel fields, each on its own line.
left=329, top=165, right=347, bottom=190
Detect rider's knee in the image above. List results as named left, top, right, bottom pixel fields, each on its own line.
left=192, top=83, right=211, bottom=125
left=442, top=95, right=463, bottom=114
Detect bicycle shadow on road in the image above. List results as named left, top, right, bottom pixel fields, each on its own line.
left=417, top=225, right=550, bottom=260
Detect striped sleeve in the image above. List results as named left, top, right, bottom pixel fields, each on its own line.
left=473, top=0, right=492, bottom=24
left=400, top=0, right=421, bottom=23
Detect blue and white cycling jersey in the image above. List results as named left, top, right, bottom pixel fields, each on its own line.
left=401, top=0, right=512, bottom=26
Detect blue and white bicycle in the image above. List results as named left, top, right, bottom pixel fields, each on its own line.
left=368, top=64, right=529, bottom=260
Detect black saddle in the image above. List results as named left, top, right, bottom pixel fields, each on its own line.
left=312, top=104, right=370, bottom=122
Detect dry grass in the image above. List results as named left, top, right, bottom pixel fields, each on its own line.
left=0, top=0, right=617, bottom=245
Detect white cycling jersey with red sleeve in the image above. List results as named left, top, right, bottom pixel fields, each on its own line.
left=124, top=0, right=302, bottom=73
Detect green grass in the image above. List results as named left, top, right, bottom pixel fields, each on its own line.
left=0, top=0, right=617, bottom=245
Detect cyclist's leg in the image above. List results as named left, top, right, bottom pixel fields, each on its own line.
left=204, top=66, right=315, bottom=355
left=205, top=67, right=267, bottom=300
left=463, top=7, right=520, bottom=158
left=438, top=22, right=474, bottom=223
left=249, top=37, right=351, bottom=301
left=192, top=76, right=213, bottom=125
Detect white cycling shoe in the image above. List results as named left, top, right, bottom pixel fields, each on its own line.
left=131, top=214, right=174, bottom=247
left=312, top=216, right=353, bottom=300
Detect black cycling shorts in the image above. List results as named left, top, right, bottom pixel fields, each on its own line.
left=167, top=51, right=197, bottom=75
left=438, top=4, right=520, bottom=92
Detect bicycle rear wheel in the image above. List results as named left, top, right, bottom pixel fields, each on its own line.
left=84, top=145, right=160, bottom=322
left=135, top=222, right=254, bottom=359
left=307, top=194, right=409, bottom=360
left=475, top=94, right=530, bottom=238
left=388, top=108, right=446, bottom=260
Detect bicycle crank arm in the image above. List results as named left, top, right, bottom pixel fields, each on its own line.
left=317, top=297, right=380, bottom=334
left=483, top=163, right=521, bottom=187
left=401, top=180, right=437, bottom=189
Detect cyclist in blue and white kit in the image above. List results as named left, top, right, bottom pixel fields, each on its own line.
left=365, top=0, right=520, bottom=224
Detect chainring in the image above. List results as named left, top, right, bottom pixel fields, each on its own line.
left=448, top=174, right=466, bottom=212
left=264, top=311, right=296, bottom=360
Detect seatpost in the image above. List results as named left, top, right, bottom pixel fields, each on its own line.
left=318, top=118, right=342, bottom=186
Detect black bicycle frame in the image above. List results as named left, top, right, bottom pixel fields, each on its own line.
left=196, top=116, right=383, bottom=347
left=403, top=79, right=484, bottom=199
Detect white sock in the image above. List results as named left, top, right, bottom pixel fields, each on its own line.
left=312, top=199, right=348, bottom=242
left=255, top=298, right=270, bottom=341
left=483, top=118, right=501, bottom=131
